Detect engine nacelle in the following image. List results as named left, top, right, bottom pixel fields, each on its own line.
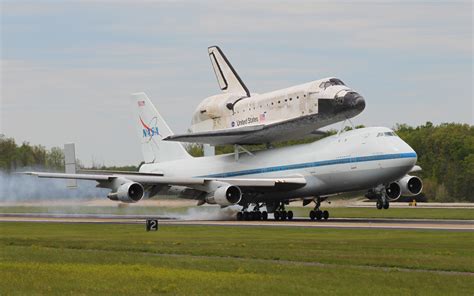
left=206, top=184, right=242, bottom=206
left=397, top=175, right=423, bottom=196
left=108, top=182, right=144, bottom=203
left=385, top=182, right=401, bottom=201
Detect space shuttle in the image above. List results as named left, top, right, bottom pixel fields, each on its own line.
left=165, top=46, right=366, bottom=145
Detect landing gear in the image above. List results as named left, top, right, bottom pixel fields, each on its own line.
left=376, top=199, right=383, bottom=210
left=236, top=203, right=268, bottom=221
left=308, top=197, right=329, bottom=221
left=376, top=192, right=390, bottom=210
left=272, top=202, right=293, bottom=221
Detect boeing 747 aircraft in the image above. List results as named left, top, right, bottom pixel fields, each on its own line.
left=165, top=46, right=366, bottom=146
left=24, top=93, right=422, bottom=221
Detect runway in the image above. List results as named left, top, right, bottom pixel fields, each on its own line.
left=1, top=213, right=473, bottom=231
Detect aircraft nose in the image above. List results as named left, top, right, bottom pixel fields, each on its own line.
left=335, top=91, right=366, bottom=112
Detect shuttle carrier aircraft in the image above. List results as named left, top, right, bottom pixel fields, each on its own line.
left=165, top=46, right=366, bottom=146
left=24, top=93, right=423, bottom=221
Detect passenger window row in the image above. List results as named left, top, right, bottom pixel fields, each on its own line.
left=234, top=94, right=307, bottom=114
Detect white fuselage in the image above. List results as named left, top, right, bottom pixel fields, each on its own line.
left=191, top=77, right=362, bottom=133
left=140, top=127, right=417, bottom=200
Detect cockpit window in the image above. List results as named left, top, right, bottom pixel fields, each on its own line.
left=377, top=132, right=398, bottom=137
left=319, top=78, right=346, bottom=89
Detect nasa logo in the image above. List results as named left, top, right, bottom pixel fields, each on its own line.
left=140, top=117, right=160, bottom=138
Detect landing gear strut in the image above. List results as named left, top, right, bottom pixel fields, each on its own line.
left=273, top=202, right=293, bottom=221
left=309, top=197, right=329, bottom=221
left=376, top=193, right=390, bottom=210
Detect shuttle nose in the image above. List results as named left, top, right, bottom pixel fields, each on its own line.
left=335, top=91, right=366, bottom=112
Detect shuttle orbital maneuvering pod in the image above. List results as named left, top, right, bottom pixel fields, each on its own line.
left=24, top=93, right=423, bottom=221
left=165, top=46, right=366, bottom=146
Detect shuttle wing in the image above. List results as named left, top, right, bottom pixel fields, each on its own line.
left=165, top=124, right=266, bottom=145
left=165, top=114, right=328, bottom=145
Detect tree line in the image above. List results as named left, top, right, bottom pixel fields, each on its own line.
left=1, top=122, right=472, bottom=202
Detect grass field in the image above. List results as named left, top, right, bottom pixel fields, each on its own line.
left=1, top=205, right=473, bottom=220
left=288, top=207, right=474, bottom=220
left=1, top=222, right=473, bottom=295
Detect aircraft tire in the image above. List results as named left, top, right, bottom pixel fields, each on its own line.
left=244, top=212, right=250, bottom=221
left=281, top=211, right=287, bottom=220
left=383, top=201, right=390, bottom=210
left=316, top=210, right=323, bottom=221
left=309, top=210, right=316, bottom=220
left=274, top=211, right=280, bottom=221
left=287, top=210, right=294, bottom=220
left=237, top=212, right=243, bottom=221
left=376, top=200, right=383, bottom=210
left=323, top=210, right=329, bottom=220
left=256, top=211, right=262, bottom=220
left=262, top=211, right=268, bottom=220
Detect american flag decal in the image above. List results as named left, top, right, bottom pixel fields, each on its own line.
left=138, top=101, right=145, bottom=107
left=259, top=112, right=266, bottom=122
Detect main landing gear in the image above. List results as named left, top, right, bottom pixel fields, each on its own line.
left=273, top=202, right=294, bottom=221
left=236, top=203, right=268, bottom=221
left=309, top=197, right=329, bottom=221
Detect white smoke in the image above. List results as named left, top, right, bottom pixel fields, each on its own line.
left=0, top=170, right=107, bottom=202
left=174, top=205, right=241, bottom=221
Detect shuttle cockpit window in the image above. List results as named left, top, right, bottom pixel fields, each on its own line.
left=319, top=78, right=346, bottom=89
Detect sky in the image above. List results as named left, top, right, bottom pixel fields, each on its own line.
left=1, top=1, right=472, bottom=167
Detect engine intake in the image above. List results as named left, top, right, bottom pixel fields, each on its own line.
left=397, top=175, right=423, bottom=196
left=385, top=182, right=401, bottom=201
left=206, top=184, right=242, bottom=206
left=108, top=182, right=144, bottom=203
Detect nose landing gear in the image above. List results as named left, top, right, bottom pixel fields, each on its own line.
left=376, top=192, right=390, bottom=210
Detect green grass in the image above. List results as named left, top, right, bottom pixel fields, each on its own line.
left=1, top=223, right=473, bottom=295
left=2, top=205, right=473, bottom=220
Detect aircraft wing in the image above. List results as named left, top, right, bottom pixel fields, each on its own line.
left=21, top=172, right=307, bottom=192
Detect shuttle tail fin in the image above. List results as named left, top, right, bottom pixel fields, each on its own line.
left=131, top=92, right=191, bottom=163
left=208, top=45, right=250, bottom=97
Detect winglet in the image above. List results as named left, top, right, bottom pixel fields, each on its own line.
left=208, top=46, right=250, bottom=97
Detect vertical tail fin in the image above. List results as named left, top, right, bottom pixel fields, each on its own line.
left=208, top=46, right=250, bottom=97
left=131, top=92, right=191, bottom=163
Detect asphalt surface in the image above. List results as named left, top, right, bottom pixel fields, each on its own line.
left=1, top=213, right=473, bottom=231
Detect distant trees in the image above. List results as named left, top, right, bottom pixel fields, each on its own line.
left=0, top=135, right=65, bottom=171
left=1, top=122, right=473, bottom=201
left=395, top=122, right=473, bottom=202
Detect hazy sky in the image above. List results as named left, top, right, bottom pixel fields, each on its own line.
left=1, top=1, right=472, bottom=166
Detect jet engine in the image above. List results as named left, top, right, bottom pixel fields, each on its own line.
left=384, top=182, right=402, bottom=201
left=107, top=182, right=144, bottom=203
left=397, top=175, right=423, bottom=196
left=206, top=184, right=242, bottom=206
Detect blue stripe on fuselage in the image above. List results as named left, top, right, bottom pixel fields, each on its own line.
left=199, top=152, right=417, bottom=178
